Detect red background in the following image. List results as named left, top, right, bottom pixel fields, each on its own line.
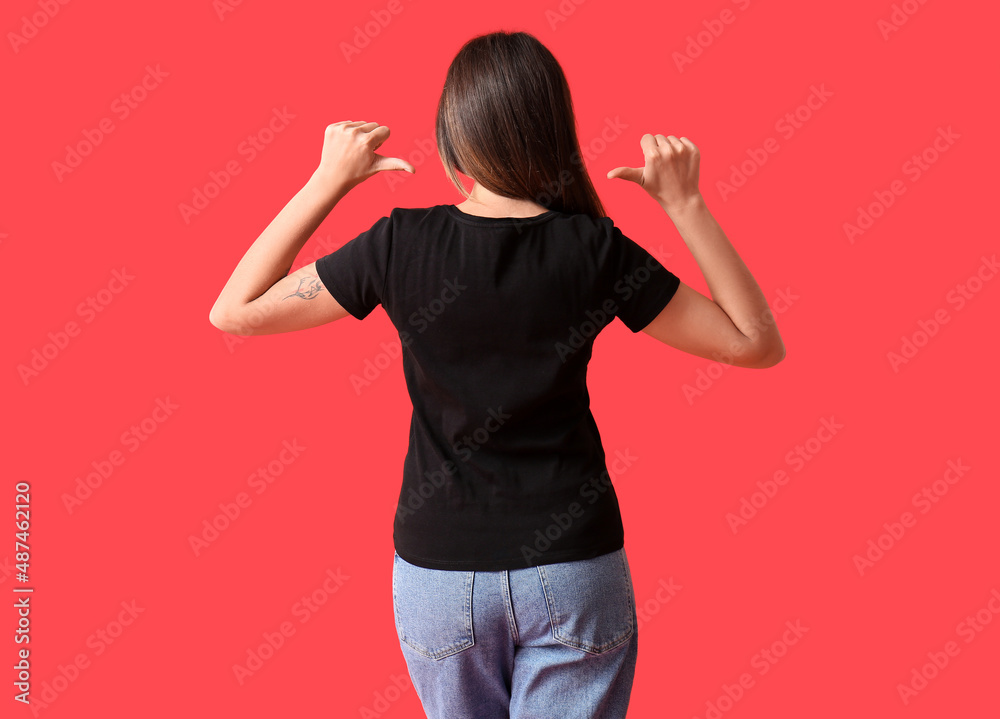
left=4, top=0, right=998, bottom=716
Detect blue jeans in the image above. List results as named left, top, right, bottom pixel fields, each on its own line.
left=392, top=547, right=639, bottom=718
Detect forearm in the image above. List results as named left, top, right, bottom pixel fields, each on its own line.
left=664, top=194, right=784, bottom=355
left=210, top=170, right=346, bottom=317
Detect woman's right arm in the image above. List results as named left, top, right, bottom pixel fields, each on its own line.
left=608, top=134, right=786, bottom=369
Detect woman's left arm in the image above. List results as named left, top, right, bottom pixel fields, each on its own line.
left=208, top=120, right=413, bottom=336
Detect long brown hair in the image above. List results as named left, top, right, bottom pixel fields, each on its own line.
left=436, top=31, right=607, bottom=220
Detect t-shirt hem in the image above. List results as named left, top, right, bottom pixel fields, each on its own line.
left=393, top=539, right=625, bottom=571
left=625, top=272, right=681, bottom=333
left=314, top=255, right=369, bottom=320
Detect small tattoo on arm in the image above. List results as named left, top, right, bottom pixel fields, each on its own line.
left=282, top=274, right=324, bottom=301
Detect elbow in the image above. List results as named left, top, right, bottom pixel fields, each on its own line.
left=211, top=301, right=269, bottom=336
left=210, top=305, right=257, bottom=336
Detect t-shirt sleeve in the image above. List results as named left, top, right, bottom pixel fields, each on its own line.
left=313, top=212, right=393, bottom=320
left=605, top=222, right=681, bottom=333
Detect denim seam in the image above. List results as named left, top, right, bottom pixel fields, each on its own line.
left=502, top=569, right=520, bottom=645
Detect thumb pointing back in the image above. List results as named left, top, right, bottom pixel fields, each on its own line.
left=607, top=166, right=643, bottom=184
left=373, top=153, right=415, bottom=174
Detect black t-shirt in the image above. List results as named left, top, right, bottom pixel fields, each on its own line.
left=315, top=204, right=680, bottom=571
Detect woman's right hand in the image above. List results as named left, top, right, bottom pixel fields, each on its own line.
left=607, top=134, right=702, bottom=215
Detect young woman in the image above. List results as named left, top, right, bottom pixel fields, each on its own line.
left=210, top=30, right=784, bottom=719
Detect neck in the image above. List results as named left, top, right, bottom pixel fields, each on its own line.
left=456, top=183, right=550, bottom=218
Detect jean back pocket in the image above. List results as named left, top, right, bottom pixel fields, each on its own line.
left=537, top=547, right=636, bottom=655
left=392, top=552, right=476, bottom=660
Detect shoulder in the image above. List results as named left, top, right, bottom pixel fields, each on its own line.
left=546, top=211, right=621, bottom=249
left=549, top=210, right=615, bottom=233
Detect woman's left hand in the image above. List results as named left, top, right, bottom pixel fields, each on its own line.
left=313, top=120, right=414, bottom=194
